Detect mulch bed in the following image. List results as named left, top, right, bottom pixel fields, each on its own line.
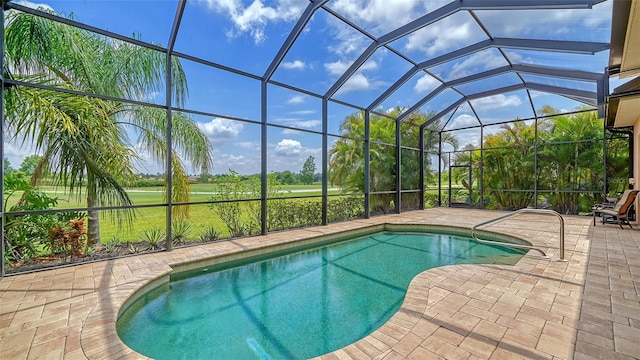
left=5, top=239, right=222, bottom=274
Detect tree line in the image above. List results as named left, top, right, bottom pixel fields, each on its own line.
left=3, top=155, right=41, bottom=178
left=448, top=108, right=628, bottom=214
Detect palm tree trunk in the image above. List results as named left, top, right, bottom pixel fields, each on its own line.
left=86, top=177, right=101, bottom=247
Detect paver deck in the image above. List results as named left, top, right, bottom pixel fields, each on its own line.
left=1, top=208, right=638, bottom=359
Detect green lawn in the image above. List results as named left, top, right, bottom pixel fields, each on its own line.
left=5, top=183, right=442, bottom=244
left=5, top=184, right=343, bottom=243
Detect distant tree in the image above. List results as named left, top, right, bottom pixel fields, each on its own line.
left=19, top=155, right=42, bottom=177
left=3, top=156, right=14, bottom=174
left=277, top=170, right=297, bottom=185
left=198, top=173, right=210, bottom=183
left=299, top=156, right=316, bottom=185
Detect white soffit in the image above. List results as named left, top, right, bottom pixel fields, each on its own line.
left=621, top=0, right=640, bottom=77
left=616, top=97, right=640, bottom=127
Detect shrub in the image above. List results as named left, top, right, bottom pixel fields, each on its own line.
left=268, top=199, right=322, bottom=231
left=142, top=227, right=164, bottom=250
left=208, top=170, right=272, bottom=237
left=424, top=193, right=439, bottom=208
left=198, top=226, right=220, bottom=242
left=268, top=196, right=364, bottom=231
left=327, top=197, right=364, bottom=222
left=5, top=214, right=55, bottom=263
left=172, top=221, right=191, bottom=246
left=129, top=178, right=164, bottom=187
left=48, top=218, right=87, bottom=261
left=209, top=170, right=364, bottom=233
left=3, top=173, right=87, bottom=263
left=104, top=236, right=122, bottom=253
left=128, top=243, right=141, bottom=254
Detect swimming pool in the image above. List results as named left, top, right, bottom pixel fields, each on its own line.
left=117, top=231, right=525, bottom=359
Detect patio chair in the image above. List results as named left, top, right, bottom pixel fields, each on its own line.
left=593, top=189, right=639, bottom=228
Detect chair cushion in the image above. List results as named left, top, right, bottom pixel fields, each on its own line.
left=600, top=209, right=622, bottom=217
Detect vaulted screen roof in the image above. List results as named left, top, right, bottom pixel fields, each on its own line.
left=6, top=0, right=612, bottom=129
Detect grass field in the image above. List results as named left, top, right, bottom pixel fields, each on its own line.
left=5, top=184, right=344, bottom=243
left=6, top=183, right=444, bottom=244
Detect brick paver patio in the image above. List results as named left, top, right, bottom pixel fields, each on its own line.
left=1, top=208, right=638, bottom=359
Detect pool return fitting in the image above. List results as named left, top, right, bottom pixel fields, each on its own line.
left=471, top=208, right=566, bottom=262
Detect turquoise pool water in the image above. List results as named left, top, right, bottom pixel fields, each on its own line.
left=117, top=231, right=524, bottom=359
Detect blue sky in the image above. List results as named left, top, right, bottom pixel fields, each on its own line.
left=5, top=0, right=625, bottom=175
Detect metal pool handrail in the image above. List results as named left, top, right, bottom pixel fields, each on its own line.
left=471, top=208, right=566, bottom=261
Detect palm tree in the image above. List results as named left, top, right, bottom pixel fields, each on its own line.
left=329, top=110, right=365, bottom=192
left=328, top=108, right=458, bottom=211
left=3, top=10, right=213, bottom=246
left=481, top=121, right=536, bottom=210
left=536, top=108, right=603, bottom=213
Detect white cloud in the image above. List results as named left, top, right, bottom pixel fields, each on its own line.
left=235, top=141, right=258, bottom=148
left=14, top=0, right=54, bottom=12
left=336, top=72, right=389, bottom=95
left=274, top=117, right=322, bottom=129
left=291, top=120, right=321, bottom=128
left=329, top=0, right=451, bottom=35
left=325, top=59, right=382, bottom=94
left=321, top=5, right=397, bottom=98
left=273, top=119, right=321, bottom=131
left=325, top=60, right=373, bottom=94
left=325, top=16, right=370, bottom=58
left=414, top=74, right=441, bottom=93
left=529, top=90, right=544, bottom=99
left=199, top=0, right=304, bottom=44
left=268, top=144, right=322, bottom=172
left=475, top=3, right=611, bottom=39
left=324, top=59, right=377, bottom=76
left=446, top=128, right=481, bottom=148
left=282, top=128, right=301, bottom=135
left=330, top=0, right=415, bottom=32
left=212, top=152, right=259, bottom=175
left=210, top=143, right=262, bottom=175
left=287, top=95, right=305, bottom=104
left=450, top=114, right=477, bottom=128
left=197, top=117, right=243, bottom=144
left=274, top=139, right=302, bottom=156
left=289, top=110, right=316, bottom=115
left=325, top=60, right=351, bottom=76
left=471, top=94, right=522, bottom=111
left=281, top=60, right=306, bottom=70
left=445, top=50, right=507, bottom=80
left=360, top=60, right=378, bottom=72
left=217, top=153, right=245, bottom=164
left=404, top=15, right=482, bottom=57
left=340, top=73, right=370, bottom=92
